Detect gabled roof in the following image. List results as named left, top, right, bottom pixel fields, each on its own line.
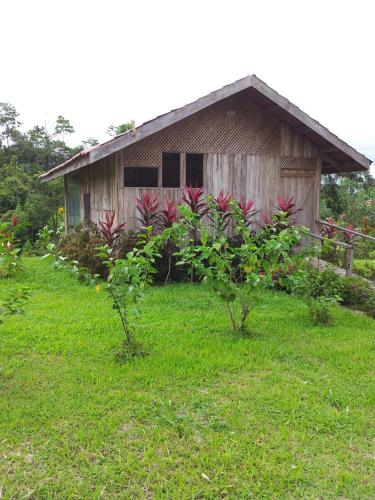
left=40, top=75, right=372, bottom=181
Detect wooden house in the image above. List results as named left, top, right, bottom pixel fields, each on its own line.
left=40, top=75, right=371, bottom=232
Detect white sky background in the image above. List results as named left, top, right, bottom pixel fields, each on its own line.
left=1, top=0, right=374, bottom=175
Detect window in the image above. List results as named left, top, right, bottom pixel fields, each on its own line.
left=66, top=175, right=81, bottom=228
left=162, top=152, right=180, bottom=187
left=124, top=167, right=158, bottom=187
left=186, top=153, right=203, bottom=187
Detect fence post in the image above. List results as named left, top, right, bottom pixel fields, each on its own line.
left=346, top=246, right=353, bottom=276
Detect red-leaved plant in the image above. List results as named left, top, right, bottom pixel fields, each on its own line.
left=322, top=217, right=336, bottom=239
left=212, top=190, right=234, bottom=230
left=160, top=200, right=178, bottom=228
left=98, top=210, right=126, bottom=248
left=136, top=192, right=161, bottom=230
left=182, top=186, right=206, bottom=217
left=238, top=196, right=256, bottom=227
left=342, top=224, right=355, bottom=245
left=276, top=195, right=301, bottom=219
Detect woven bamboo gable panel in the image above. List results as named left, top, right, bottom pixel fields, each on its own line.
left=123, top=90, right=282, bottom=167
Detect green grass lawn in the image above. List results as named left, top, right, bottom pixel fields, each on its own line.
left=1, top=258, right=374, bottom=498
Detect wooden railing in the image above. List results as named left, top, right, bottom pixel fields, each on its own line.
left=301, top=220, right=375, bottom=277
left=317, top=220, right=375, bottom=243
left=300, top=229, right=354, bottom=275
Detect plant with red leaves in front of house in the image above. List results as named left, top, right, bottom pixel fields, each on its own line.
left=238, top=196, right=256, bottom=227
left=182, top=186, right=206, bottom=217
left=276, top=195, right=301, bottom=220
left=136, top=192, right=161, bottom=231
left=209, top=190, right=234, bottom=232
left=159, top=200, right=179, bottom=284
left=98, top=210, right=126, bottom=248
left=160, top=200, right=178, bottom=228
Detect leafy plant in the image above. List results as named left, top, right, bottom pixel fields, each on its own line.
left=0, top=221, right=23, bottom=278
left=177, top=200, right=301, bottom=334
left=57, top=220, right=106, bottom=276
left=238, top=196, right=256, bottom=228
left=160, top=200, right=179, bottom=284
left=136, top=192, right=161, bottom=231
left=160, top=200, right=178, bottom=228
left=98, top=210, right=126, bottom=248
left=307, top=296, right=335, bottom=325
left=181, top=186, right=206, bottom=218
left=0, top=287, right=30, bottom=324
left=96, top=227, right=175, bottom=359
left=297, top=265, right=343, bottom=325
left=209, top=190, right=234, bottom=232
left=341, top=276, right=375, bottom=318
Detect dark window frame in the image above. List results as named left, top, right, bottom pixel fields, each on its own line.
left=162, top=152, right=181, bottom=188
left=185, top=153, right=204, bottom=188
left=123, top=166, right=158, bottom=188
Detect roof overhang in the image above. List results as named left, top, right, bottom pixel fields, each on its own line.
left=40, top=75, right=372, bottom=182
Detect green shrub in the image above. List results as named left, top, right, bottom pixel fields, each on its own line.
left=296, top=266, right=343, bottom=326
left=58, top=220, right=106, bottom=276
left=307, top=297, right=335, bottom=325
left=341, top=277, right=375, bottom=318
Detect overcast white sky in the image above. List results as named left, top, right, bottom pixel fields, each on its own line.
left=2, top=0, right=374, bottom=174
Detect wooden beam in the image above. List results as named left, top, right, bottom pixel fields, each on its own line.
left=293, top=125, right=309, bottom=134
left=317, top=220, right=375, bottom=242
left=320, top=145, right=338, bottom=153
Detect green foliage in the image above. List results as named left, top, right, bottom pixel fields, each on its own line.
left=341, top=276, right=375, bottom=319
left=0, top=286, right=29, bottom=324
left=96, top=227, right=171, bottom=356
left=177, top=200, right=301, bottom=333
left=0, top=102, right=20, bottom=147
left=353, top=259, right=375, bottom=281
left=321, top=173, right=375, bottom=227
left=107, top=122, right=134, bottom=137
left=0, top=103, right=98, bottom=244
left=54, top=115, right=75, bottom=138
left=0, top=221, right=23, bottom=278
left=58, top=220, right=106, bottom=276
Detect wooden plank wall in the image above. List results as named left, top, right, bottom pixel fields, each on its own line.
left=79, top=156, right=119, bottom=224
left=76, top=151, right=321, bottom=232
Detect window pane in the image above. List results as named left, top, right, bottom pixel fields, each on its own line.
left=124, top=167, right=158, bottom=187
left=186, top=153, right=203, bottom=187
left=162, top=152, right=180, bottom=187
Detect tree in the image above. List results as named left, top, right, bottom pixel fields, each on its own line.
left=54, top=115, right=75, bottom=141
left=0, top=103, right=21, bottom=147
left=107, top=121, right=134, bottom=137
left=80, top=137, right=99, bottom=149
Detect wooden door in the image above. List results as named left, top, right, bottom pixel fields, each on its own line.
left=279, top=169, right=319, bottom=232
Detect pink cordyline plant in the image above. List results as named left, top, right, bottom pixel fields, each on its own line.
left=161, top=199, right=178, bottom=228
left=136, top=192, right=161, bottom=229
left=98, top=210, right=126, bottom=248
left=238, top=196, right=256, bottom=227
left=322, top=217, right=336, bottom=239
left=261, top=213, right=271, bottom=226
left=212, top=190, right=234, bottom=229
left=276, top=195, right=301, bottom=219
left=182, top=186, right=206, bottom=217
